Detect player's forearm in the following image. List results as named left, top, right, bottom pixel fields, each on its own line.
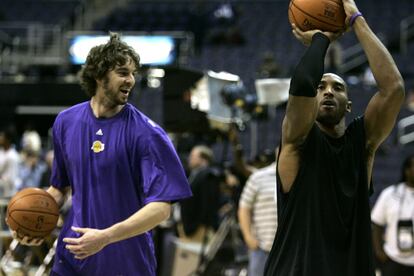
left=284, top=33, right=330, bottom=144
left=47, top=186, right=66, bottom=207
left=238, top=206, right=254, bottom=239
left=289, top=33, right=330, bottom=98
left=371, top=223, right=388, bottom=261
left=104, top=201, right=171, bottom=244
left=353, top=17, right=404, bottom=96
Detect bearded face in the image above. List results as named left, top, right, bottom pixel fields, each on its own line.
left=97, top=58, right=137, bottom=107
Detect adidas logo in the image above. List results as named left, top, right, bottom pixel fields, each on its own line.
left=96, top=129, right=103, bottom=136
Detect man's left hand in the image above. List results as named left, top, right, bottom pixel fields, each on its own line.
left=63, top=226, right=111, bottom=259
left=291, top=24, right=343, bottom=46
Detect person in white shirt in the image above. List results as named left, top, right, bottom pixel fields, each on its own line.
left=238, top=160, right=277, bottom=276
left=0, top=127, right=20, bottom=198
left=371, top=155, right=414, bottom=275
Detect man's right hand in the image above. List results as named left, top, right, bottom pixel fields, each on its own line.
left=342, top=0, right=360, bottom=21
left=291, top=24, right=343, bottom=46
left=5, top=216, right=44, bottom=246
left=376, top=249, right=389, bottom=263
left=11, top=230, right=44, bottom=246
left=245, top=235, right=259, bottom=250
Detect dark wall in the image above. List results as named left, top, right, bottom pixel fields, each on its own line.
left=0, top=82, right=89, bottom=136
left=0, top=82, right=87, bottom=106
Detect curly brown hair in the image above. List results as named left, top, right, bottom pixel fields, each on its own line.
left=79, top=32, right=140, bottom=97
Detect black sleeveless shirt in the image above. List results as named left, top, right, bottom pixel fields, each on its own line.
left=264, top=116, right=375, bottom=276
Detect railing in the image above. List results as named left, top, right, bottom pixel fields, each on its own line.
left=338, top=43, right=365, bottom=73
left=75, top=0, right=130, bottom=30
left=339, top=34, right=387, bottom=73
left=0, top=22, right=63, bottom=75
left=397, top=114, right=414, bottom=145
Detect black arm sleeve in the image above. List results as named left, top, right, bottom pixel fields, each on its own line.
left=289, top=33, right=331, bottom=97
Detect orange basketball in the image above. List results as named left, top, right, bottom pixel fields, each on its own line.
left=6, top=188, right=59, bottom=238
left=288, top=0, right=346, bottom=32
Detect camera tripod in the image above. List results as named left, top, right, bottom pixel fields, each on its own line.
left=192, top=205, right=247, bottom=276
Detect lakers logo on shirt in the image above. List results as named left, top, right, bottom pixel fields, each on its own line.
left=91, top=140, right=105, bottom=153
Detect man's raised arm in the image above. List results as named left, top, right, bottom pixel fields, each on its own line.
left=342, top=0, right=405, bottom=150
left=278, top=28, right=333, bottom=192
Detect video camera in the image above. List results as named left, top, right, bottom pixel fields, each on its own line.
left=163, top=68, right=290, bottom=134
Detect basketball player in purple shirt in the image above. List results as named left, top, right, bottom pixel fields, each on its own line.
left=15, top=32, right=192, bottom=275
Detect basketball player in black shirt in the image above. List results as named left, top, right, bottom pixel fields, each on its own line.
left=264, top=0, right=405, bottom=275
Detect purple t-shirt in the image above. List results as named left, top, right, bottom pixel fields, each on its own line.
left=50, top=102, right=192, bottom=276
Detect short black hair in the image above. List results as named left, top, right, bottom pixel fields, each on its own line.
left=400, top=154, right=414, bottom=182
left=0, top=125, right=17, bottom=144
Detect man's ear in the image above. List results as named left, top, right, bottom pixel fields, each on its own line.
left=346, top=100, right=352, bottom=113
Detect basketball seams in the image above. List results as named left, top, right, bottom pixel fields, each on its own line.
left=325, top=0, right=342, bottom=6
left=323, top=0, right=346, bottom=21
left=291, top=1, right=342, bottom=28
left=289, top=6, right=299, bottom=29
left=8, top=193, right=58, bottom=211
left=289, top=1, right=300, bottom=30
left=292, top=1, right=342, bottom=27
left=6, top=188, right=59, bottom=238
left=8, top=193, right=45, bottom=208
left=9, top=209, right=60, bottom=217
left=8, top=216, right=55, bottom=233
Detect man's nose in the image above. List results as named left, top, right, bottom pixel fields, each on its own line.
left=125, top=73, right=135, bottom=84
left=323, top=88, right=334, bottom=97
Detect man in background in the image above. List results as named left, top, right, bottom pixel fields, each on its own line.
left=179, top=145, right=221, bottom=241
left=238, top=150, right=277, bottom=276
left=0, top=126, right=19, bottom=198
left=372, top=155, right=414, bottom=275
